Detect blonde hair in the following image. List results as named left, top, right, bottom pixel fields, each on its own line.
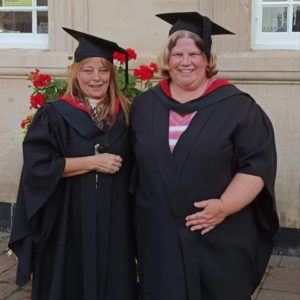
left=157, top=30, right=218, bottom=79
left=65, top=57, right=131, bottom=125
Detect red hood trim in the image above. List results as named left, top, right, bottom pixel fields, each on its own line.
left=58, top=96, right=91, bottom=115
left=159, top=78, right=233, bottom=98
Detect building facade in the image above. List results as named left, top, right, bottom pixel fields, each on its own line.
left=0, top=0, right=299, bottom=235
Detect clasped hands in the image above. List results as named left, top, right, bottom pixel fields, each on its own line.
left=93, top=153, right=123, bottom=174
left=185, top=199, right=229, bottom=235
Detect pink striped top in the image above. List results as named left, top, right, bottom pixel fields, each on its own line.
left=168, top=79, right=215, bottom=152
left=169, top=111, right=196, bottom=152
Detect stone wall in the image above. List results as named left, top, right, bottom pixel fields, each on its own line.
left=0, top=0, right=299, bottom=229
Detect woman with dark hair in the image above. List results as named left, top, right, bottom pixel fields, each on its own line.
left=130, top=12, right=278, bottom=300
left=9, top=28, right=137, bottom=300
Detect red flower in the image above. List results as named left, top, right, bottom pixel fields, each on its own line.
left=31, top=69, right=52, bottom=88
left=113, top=51, right=126, bottom=64
left=21, top=114, right=34, bottom=129
left=133, top=65, right=154, bottom=80
left=113, top=48, right=137, bottom=64
left=126, top=48, right=137, bottom=60
left=149, top=62, right=159, bottom=73
left=30, top=93, right=46, bottom=109
left=21, top=119, right=27, bottom=129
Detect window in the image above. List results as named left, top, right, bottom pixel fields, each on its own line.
left=252, top=0, right=300, bottom=49
left=0, top=0, right=48, bottom=49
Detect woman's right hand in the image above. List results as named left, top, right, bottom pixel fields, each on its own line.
left=63, top=153, right=123, bottom=177
left=92, top=153, right=123, bottom=174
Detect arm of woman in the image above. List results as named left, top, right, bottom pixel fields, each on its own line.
left=185, top=172, right=264, bottom=234
left=63, top=153, right=123, bottom=177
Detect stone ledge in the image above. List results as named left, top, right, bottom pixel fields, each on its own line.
left=218, top=51, right=300, bottom=72
left=0, top=50, right=299, bottom=80
left=0, top=50, right=71, bottom=77
left=273, top=227, right=300, bottom=257
left=0, top=203, right=13, bottom=233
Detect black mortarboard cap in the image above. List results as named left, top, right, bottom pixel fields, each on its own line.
left=156, top=12, right=234, bottom=57
left=62, top=27, right=129, bottom=84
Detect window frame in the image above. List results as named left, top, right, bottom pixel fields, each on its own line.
left=252, top=0, right=300, bottom=49
left=0, top=0, right=48, bottom=49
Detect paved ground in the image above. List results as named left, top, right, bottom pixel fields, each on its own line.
left=1, top=232, right=300, bottom=300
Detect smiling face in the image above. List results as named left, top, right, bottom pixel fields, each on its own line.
left=168, top=37, right=208, bottom=91
left=76, top=57, right=111, bottom=100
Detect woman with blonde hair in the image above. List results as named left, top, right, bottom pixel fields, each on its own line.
left=131, top=12, right=278, bottom=300
left=9, top=28, right=138, bottom=300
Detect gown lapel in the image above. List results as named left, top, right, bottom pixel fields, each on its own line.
left=153, top=98, right=188, bottom=217
left=171, top=104, right=218, bottom=173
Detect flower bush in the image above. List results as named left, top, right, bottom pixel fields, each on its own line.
left=21, top=49, right=158, bottom=134
left=113, top=48, right=158, bottom=98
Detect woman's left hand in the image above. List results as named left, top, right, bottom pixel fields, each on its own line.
left=185, top=199, right=228, bottom=235
left=185, top=174, right=264, bottom=235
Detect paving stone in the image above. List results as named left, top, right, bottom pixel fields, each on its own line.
left=1, top=242, right=300, bottom=300
left=256, top=289, right=300, bottom=300
left=0, top=282, right=18, bottom=298
left=0, top=241, right=8, bottom=255
left=0, top=265, right=17, bottom=284
left=252, top=287, right=260, bottom=299
left=280, top=256, right=300, bottom=269
left=0, top=254, right=17, bottom=274
left=0, top=234, right=9, bottom=255
left=268, top=255, right=282, bottom=267
left=252, top=270, right=269, bottom=299
left=4, top=287, right=31, bottom=300
left=22, top=283, right=32, bottom=293
left=263, top=267, right=300, bottom=294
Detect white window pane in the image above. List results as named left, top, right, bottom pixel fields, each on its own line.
left=37, top=10, right=47, bottom=33
left=262, top=6, right=288, bottom=32
left=293, top=5, right=300, bottom=31
left=252, top=0, right=300, bottom=49
left=263, top=0, right=288, bottom=2
left=0, top=11, right=31, bottom=32
left=37, top=0, right=47, bottom=6
left=2, top=0, right=32, bottom=7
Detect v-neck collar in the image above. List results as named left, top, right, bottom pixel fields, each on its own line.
left=151, top=81, right=245, bottom=174
left=154, top=97, right=217, bottom=172
left=50, top=100, right=127, bottom=148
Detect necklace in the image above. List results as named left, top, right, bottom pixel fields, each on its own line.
left=87, top=99, right=108, bottom=131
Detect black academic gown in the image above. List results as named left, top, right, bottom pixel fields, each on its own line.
left=9, top=100, right=137, bottom=300
left=130, top=82, right=279, bottom=300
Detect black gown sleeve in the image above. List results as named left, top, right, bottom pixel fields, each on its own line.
left=22, top=106, right=66, bottom=219
left=232, top=97, right=279, bottom=236
left=9, top=105, right=66, bottom=286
